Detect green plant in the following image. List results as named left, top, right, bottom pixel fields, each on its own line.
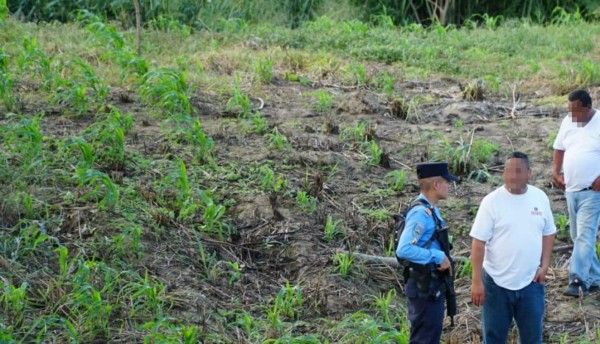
left=271, top=281, right=303, bottom=320
left=339, top=120, right=374, bottom=142
left=372, top=70, right=394, bottom=98
left=551, top=6, right=583, bottom=25
left=431, top=132, right=499, bottom=176
left=259, top=166, right=288, bottom=192
left=140, top=68, right=192, bottom=115
left=455, top=259, right=473, bottom=279
left=385, top=170, right=407, bottom=191
left=226, top=261, right=241, bottom=285
left=255, top=56, right=274, bottom=84
left=555, top=214, right=569, bottom=238
left=334, top=252, right=354, bottom=278
left=312, top=91, right=334, bottom=114
left=324, top=215, right=343, bottom=241
left=0, top=70, right=17, bottom=111
left=198, top=190, right=227, bottom=239
left=266, top=127, right=290, bottom=150
left=363, top=140, right=383, bottom=166
left=226, top=75, right=252, bottom=118
left=369, top=289, right=396, bottom=323
left=295, top=190, right=317, bottom=213
left=0, top=281, right=28, bottom=326
left=345, top=62, right=367, bottom=86
left=75, top=166, right=120, bottom=209
left=249, top=111, right=268, bottom=134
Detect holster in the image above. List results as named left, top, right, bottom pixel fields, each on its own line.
left=408, top=263, right=434, bottom=293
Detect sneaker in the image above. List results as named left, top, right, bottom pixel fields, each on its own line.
left=563, top=279, right=589, bottom=297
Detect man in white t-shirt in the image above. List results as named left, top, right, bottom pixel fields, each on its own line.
left=552, top=89, right=600, bottom=297
left=470, top=152, right=556, bottom=344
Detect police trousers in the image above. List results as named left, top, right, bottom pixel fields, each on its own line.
left=405, top=275, right=446, bottom=344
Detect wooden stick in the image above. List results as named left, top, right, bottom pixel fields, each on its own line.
left=345, top=245, right=574, bottom=268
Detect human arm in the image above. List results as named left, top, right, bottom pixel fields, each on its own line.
left=396, top=208, right=446, bottom=266
left=533, top=234, right=555, bottom=283
left=552, top=149, right=565, bottom=190
left=470, top=238, right=486, bottom=306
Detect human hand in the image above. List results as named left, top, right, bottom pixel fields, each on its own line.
left=437, top=256, right=452, bottom=275
left=471, top=279, right=485, bottom=306
left=553, top=173, right=565, bottom=191
left=592, top=176, right=600, bottom=191
left=533, top=266, right=548, bottom=283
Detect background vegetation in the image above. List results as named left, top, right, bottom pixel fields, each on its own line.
left=7, top=0, right=600, bottom=28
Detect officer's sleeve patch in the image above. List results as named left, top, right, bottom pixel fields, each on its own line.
left=410, top=223, right=425, bottom=245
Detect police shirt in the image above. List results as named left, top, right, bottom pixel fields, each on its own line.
left=396, top=194, right=447, bottom=265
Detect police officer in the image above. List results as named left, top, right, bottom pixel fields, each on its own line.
left=396, top=162, right=456, bottom=344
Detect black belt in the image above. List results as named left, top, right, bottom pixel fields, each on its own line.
left=578, top=187, right=593, bottom=192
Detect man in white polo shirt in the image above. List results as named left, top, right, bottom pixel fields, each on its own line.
left=471, top=152, right=556, bottom=344
left=553, top=89, right=600, bottom=297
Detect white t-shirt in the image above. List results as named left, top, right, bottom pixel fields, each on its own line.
left=470, top=185, right=556, bottom=290
left=553, top=110, right=600, bottom=192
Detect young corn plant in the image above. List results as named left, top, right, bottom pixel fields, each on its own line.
left=385, top=170, right=408, bottom=191
left=0, top=115, right=45, bottom=184
left=344, top=62, right=367, bottom=86
left=197, top=241, right=219, bottom=282
left=129, top=271, right=167, bottom=320
left=369, top=289, right=396, bottom=323
left=75, top=166, right=120, bottom=209
left=334, top=252, right=354, bottom=278
left=259, top=166, right=287, bottom=192
left=295, top=190, right=317, bottom=213
left=85, top=107, right=133, bottom=170
left=255, top=56, right=274, bottom=84
left=312, top=91, right=334, bottom=114
left=324, top=215, right=342, bottom=241
left=363, top=140, right=383, bottom=166
left=267, top=127, right=290, bottom=151
left=274, top=281, right=303, bottom=319
left=555, top=214, right=569, bottom=239
left=0, top=67, right=17, bottom=111
left=16, top=37, right=54, bottom=89
left=186, top=118, right=215, bottom=165
left=198, top=190, right=227, bottom=240
left=372, top=70, right=395, bottom=99
left=112, top=224, right=143, bottom=259
left=140, top=68, right=192, bottom=115
left=226, top=261, right=241, bottom=285
left=339, top=120, right=375, bottom=143
left=456, top=259, right=473, bottom=279
left=250, top=111, right=268, bottom=135
left=0, top=281, right=28, bottom=327
left=226, top=76, right=252, bottom=118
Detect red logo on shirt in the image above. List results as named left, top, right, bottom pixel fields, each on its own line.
left=531, top=207, right=542, bottom=216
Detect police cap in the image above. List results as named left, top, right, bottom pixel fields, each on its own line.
left=416, top=162, right=458, bottom=181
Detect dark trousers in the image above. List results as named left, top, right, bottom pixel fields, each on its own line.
left=405, top=277, right=445, bottom=344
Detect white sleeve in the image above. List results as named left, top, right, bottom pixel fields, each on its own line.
left=542, top=195, right=557, bottom=236
left=470, top=196, right=494, bottom=242
left=553, top=118, right=567, bottom=151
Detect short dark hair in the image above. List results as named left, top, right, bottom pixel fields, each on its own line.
left=568, top=89, right=592, bottom=108
left=506, top=151, right=530, bottom=169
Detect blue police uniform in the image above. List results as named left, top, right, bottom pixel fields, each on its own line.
left=396, top=194, right=447, bottom=344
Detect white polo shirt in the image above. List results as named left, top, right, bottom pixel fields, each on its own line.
left=553, top=110, right=600, bottom=192
left=470, top=185, right=556, bottom=290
